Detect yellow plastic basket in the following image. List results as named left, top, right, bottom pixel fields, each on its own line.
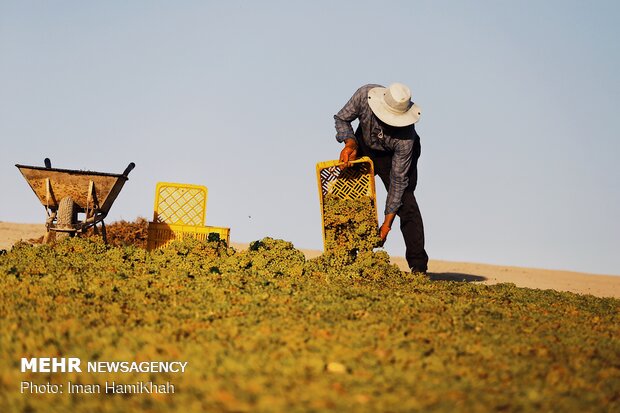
left=147, top=182, right=230, bottom=250
left=315, top=156, right=378, bottom=250
left=153, top=182, right=207, bottom=226
left=147, top=222, right=230, bottom=250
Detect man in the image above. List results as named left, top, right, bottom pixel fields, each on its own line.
left=334, top=83, right=428, bottom=274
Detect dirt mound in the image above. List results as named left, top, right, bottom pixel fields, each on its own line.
left=27, top=218, right=149, bottom=248
left=96, top=217, right=149, bottom=248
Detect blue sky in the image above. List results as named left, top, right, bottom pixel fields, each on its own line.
left=1, top=1, right=618, bottom=275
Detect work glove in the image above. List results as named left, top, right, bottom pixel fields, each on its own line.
left=339, top=139, right=358, bottom=168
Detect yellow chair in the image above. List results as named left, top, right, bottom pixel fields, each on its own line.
left=146, top=182, right=230, bottom=250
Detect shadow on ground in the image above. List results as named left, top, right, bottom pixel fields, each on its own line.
left=429, top=272, right=487, bottom=283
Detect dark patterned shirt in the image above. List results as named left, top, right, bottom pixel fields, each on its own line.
left=334, top=84, right=416, bottom=215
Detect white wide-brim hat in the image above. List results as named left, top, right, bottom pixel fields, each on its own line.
left=367, top=83, right=421, bottom=127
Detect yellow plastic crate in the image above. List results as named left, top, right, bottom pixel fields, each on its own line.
left=147, top=222, right=230, bottom=250
left=315, top=156, right=378, bottom=250
left=147, top=182, right=230, bottom=250
left=153, top=182, right=207, bottom=226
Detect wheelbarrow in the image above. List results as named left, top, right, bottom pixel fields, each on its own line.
left=15, top=158, right=135, bottom=243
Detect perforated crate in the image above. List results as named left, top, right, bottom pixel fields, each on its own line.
left=152, top=182, right=207, bottom=226
left=315, top=156, right=378, bottom=250
left=147, top=182, right=230, bottom=250
left=146, top=222, right=230, bottom=250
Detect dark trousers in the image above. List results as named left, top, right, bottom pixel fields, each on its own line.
left=355, top=130, right=429, bottom=271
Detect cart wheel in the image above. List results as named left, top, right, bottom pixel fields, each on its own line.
left=56, top=196, right=77, bottom=240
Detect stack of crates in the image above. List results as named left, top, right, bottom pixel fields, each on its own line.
left=146, top=182, right=230, bottom=250
left=315, top=156, right=378, bottom=250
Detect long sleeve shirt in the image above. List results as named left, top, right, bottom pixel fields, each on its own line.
left=334, top=84, right=416, bottom=215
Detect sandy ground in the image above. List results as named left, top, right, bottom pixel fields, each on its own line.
left=2, top=222, right=619, bottom=299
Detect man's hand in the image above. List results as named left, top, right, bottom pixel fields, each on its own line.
left=379, top=213, right=397, bottom=243
left=339, top=139, right=358, bottom=168
left=379, top=222, right=391, bottom=242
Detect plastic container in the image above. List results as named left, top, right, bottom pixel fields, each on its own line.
left=315, top=157, right=378, bottom=250
left=152, top=182, right=207, bottom=226
left=147, top=223, right=230, bottom=250
left=147, top=182, right=230, bottom=250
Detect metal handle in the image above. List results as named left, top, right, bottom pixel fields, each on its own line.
left=122, top=162, right=135, bottom=177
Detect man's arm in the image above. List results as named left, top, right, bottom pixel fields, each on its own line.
left=380, top=141, right=414, bottom=241
left=334, top=86, right=370, bottom=166
left=334, top=87, right=366, bottom=142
